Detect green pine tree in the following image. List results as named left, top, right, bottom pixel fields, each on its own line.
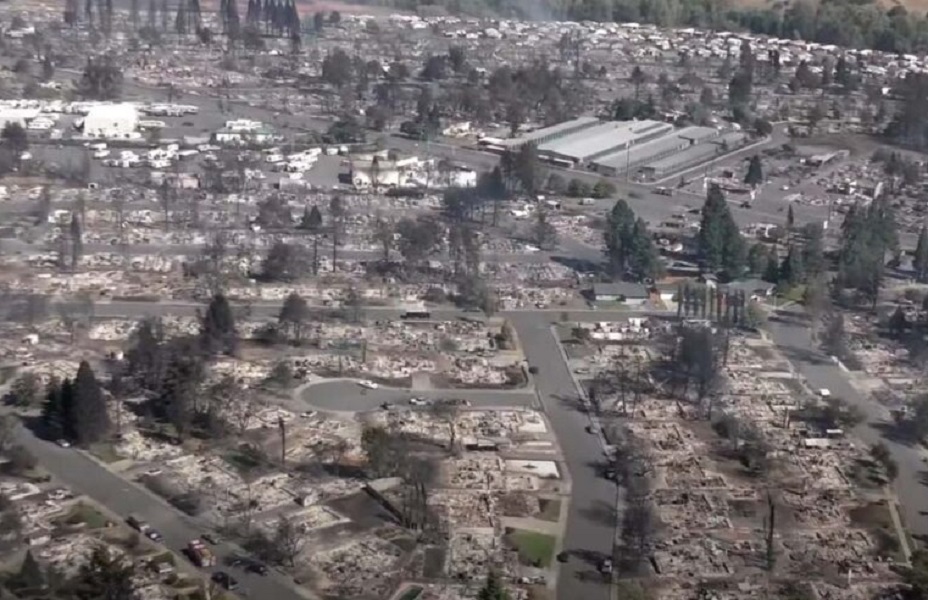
left=477, top=571, right=510, bottom=600
left=763, top=247, right=780, bottom=284
left=699, top=184, right=746, bottom=275
left=779, top=245, right=805, bottom=287
left=199, top=292, right=238, bottom=355
left=604, top=199, right=635, bottom=277
left=744, top=155, right=764, bottom=187
left=72, top=361, right=110, bottom=446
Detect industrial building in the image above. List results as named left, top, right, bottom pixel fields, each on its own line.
left=497, top=116, right=600, bottom=150
left=639, top=131, right=747, bottom=179
left=593, top=126, right=719, bottom=177
left=537, top=120, right=674, bottom=165
left=82, top=104, right=140, bottom=138
left=494, top=117, right=747, bottom=178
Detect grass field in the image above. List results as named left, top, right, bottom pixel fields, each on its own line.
left=57, top=502, right=110, bottom=529
left=538, top=498, right=562, bottom=522
left=505, top=529, right=556, bottom=567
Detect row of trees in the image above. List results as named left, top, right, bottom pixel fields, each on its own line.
left=834, top=197, right=898, bottom=308
left=244, top=0, right=300, bottom=37
left=41, top=362, right=110, bottom=446
left=676, top=286, right=762, bottom=328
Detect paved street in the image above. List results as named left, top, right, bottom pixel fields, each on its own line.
left=509, top=313, right=616, bottom=600
left=11, top=419, right=309, bottom=600
left=767, top=310, right=928, bottom=541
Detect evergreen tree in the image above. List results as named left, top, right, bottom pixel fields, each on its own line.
left=72, top=544, right=136, bottom=600
left=65, top=0, right=80, bottom=26
left=200, top=293, right=238, bottom=355
left=129, top=0, right=140, bottom=29
left=299, top=204, right=323, bottom=230
left=763, top=246, right=780, bottom=283
left=159, top=343, right=204, bottom=439
left=744, top=155, right=764, bottom=187
left=72, top=361, right=110, bottom=446
left=786, top=204, right=795, bottom=233
left=801, top=223, right=825, bottom=278
left=477, top=571, right=510, bottom=600
left=627, top=217, right=664, bottom=280
left=104, top=0, right=114, bottom=34
left=42, top=377, right=75, bottom=441
left=914, top=226, right=928, bottom=282
left=189, top=0, right=201, bottom=28
left=698, top=184, right=745, bottom=275
left=175, top=0, right=188, bottom=35
left=70, top=213, right=83, bottom=270
left=747, top=243, right=769, bottom=275
left=836, top=197, right=897, bottom=304
left=778, top=245, right=804, bottom=287
left=604, top=199, right=635, bottom=277
left=17, top=550, right=47, bottom=590
left=226, top=0, right=242, bottom=39
left=161, top=0, right=169, bottom=31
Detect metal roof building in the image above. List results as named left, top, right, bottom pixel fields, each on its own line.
left=538, top=119, right=673, bottom=164
left=499, top=116, right=601, bottom=149
left=592, top=126, right=719, bottom=176
left=641, top=132, right=747, bottom=178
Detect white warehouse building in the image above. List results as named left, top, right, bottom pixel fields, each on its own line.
left=82, top=103, right=140, bottom=138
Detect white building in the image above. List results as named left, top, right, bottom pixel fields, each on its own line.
left=83, top=104, right=139, bottom=138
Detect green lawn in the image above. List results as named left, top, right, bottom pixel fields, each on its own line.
left=505, top=529, right=556, bottom=567
left=849, top=501, right=912, bottom=561
left=89, top=442, right=123, bottom=464
left=57, top=502, right=110, bottom=529
left=398, top=586, right=424, bottom=600
left=537, top=498, right=561, bottom=523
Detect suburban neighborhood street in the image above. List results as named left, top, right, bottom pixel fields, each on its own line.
left=767, top=310, right=928, bottom=542
left=510, top=314, right=617, bottom=600
left=11, top=419, right=310, bottom=600
left=16, top=272, right=927, bottom=600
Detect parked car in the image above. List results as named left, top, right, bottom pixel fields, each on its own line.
left=409, top=397, right=429, bottom=406
left=358, top=380, right=379, bottom=390
left=212, top=571, right=238, bottom=590
left=146, top=529, right=163, bottom=542
left=201, top=532, right=220, bottom=545
left=56, top=439, right=71, bottom=448
left=246, top=563, right=269, bottom=576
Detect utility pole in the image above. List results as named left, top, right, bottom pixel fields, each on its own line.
left=278, top=416, right=286, bottom=466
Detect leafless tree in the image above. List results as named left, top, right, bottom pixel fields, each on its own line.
left=371, top=215, right=395, bottom=264
left=274, top=515, right=305, bottom=567
left=398, top=456, right=437, bottom=532
left=429, top=399, right=460, bottom=450
left=0, top=415, right=17, bottom=452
